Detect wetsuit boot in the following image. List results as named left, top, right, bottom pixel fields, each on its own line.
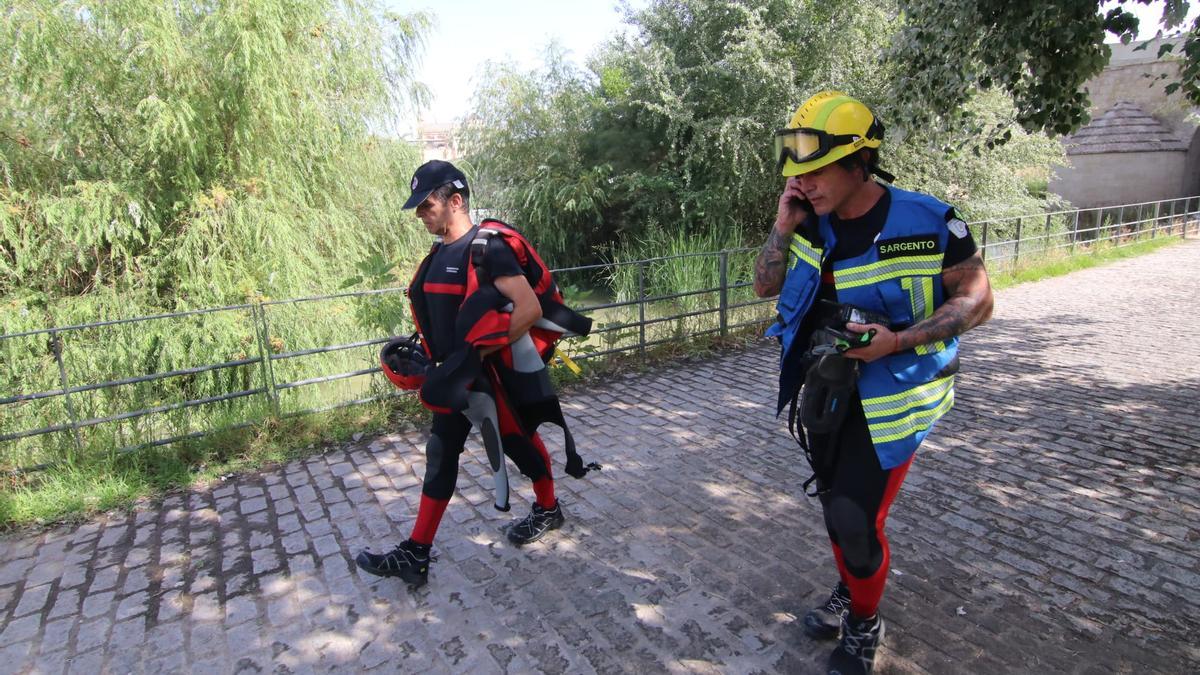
left=506, top=501, right=565, bottom=546
left=355, top=539, right=433, bottom=586
left=827, top=613, right=884, bottom=675
left=805, top=582, right=852, bottom=639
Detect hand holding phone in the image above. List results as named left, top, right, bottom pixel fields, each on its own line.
left=776, top=177, right=815, bottom=232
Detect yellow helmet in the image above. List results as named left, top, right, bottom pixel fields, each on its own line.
left=775, top=91, right=885, bottom=177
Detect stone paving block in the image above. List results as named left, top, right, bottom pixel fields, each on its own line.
left=311, top=534, right=340, bottom=559
left=65, top=647, right=104, bottom=675
left=189, top=620, right=227, bottom=659
left=24, top=560, right=65, bottom=588
left=0, top=558, right=34, bottom=588
left=144, top=647, right=187, bottom=674
left=114, top=591, right=147, bottom=621
left=72, top=618, right=110, bottom=653
left=109, top=616, right=145, bottom=652
left=32, top=646, right=69, bottom=675
left=11, top=581, right=51, bottom=618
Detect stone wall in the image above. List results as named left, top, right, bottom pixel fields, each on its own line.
left=1053, top=41, right=1200, bottom=208
left=1050, top=149, right=1188, bottom=208
left=1086, top=59, right=1193, bottom=133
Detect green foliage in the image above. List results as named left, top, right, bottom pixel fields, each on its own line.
left=0, top=0, right=435, bottom=472
left=458, top=47, right=614, bottom=267
left=0, top=0, right=432, bottom=313
left=885, top=91, right=1068, bottom=220
left=459, top=0, right=1068, bottom=270
left=887, top=0, right=1198, bottom=139
left=610, top=224, right=748, bottom=310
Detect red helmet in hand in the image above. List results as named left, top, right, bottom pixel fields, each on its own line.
left=380, top=335, right=430, bottom=390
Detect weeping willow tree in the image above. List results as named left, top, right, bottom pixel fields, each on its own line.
left=0, top=1, right=438, bottom=472
left=0, top=0, right=432, bottom=325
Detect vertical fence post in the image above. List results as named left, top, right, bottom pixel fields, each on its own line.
left=1170, top=198, right=1179, bottom=236
left=1096, top=208, right=1104, bottom=253
left=718, top=251, right=729, bottom=338
left=637, top=261, right=646, bottom=358
left=979, top=222, right=988, bottom=262
left=1151, top=201, right=1160, bottom=239
left=1044, top=213, right=1052, bottom=254
left=49, top=329, right=85, bottom=456
left=1070, top=209, right=1080, bottom=254
left=251, top=303, right=281, bottom=417
left=1013, top=218, right=1023, bottom=266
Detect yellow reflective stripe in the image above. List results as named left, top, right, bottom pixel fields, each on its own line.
left=838, top=267, right=939, bottom=289
left=834, top=255, right=941, bottom=288
left=835, top=253, right=942, bottom=279
left=862, top=376, right=953, bottom=418
left=915, top=340, right=947, bottom=356
left=789, top=234, right=822, bottom=270
left=868, top=390, right=955, bottom=445
left=789, top=245, right=820, bottom=270
left=898, top=275, right=946, bottom=355
left=906, top=276, right=935, bottom=320
left=861, top=375, right=952, bottom=408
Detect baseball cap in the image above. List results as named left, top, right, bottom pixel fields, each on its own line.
left=402, top=160, right=468, bottom=209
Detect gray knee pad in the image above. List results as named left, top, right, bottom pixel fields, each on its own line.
left=828, top=496, right=876, bottom=576
left=422, top=433, right=458, bottom=500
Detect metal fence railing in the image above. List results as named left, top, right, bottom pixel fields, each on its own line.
left=974, top=195, right=1200, bottom=269
left=3, top=196, right=1198, bottom=471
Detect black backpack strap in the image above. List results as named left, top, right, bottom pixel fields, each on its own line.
left=470, top=226, right=500, bottom=286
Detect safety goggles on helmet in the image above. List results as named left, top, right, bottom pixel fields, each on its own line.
left=773, top=127, right=862, bottom=171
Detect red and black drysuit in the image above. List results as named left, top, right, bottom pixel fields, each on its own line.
left=403, top=220, right=594, bottom=546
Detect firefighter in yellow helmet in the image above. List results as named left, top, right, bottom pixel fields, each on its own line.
left=755, top=92, right=994, bottom=675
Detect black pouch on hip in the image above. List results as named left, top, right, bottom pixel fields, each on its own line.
left=799, top=354, right=859, bottom=435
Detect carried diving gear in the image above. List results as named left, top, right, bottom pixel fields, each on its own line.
left=462, top=388, right=510, bottom=512
left=402, top=219, right=599, bottom=510
left=809, top=301, right=891, bottom=355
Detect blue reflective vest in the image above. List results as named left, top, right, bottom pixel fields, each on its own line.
left=766, top=187, right=959, bottom=469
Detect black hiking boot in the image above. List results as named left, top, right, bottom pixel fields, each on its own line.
left=804, top=582, right=852, bottom=640
left=355, top=539, right=433, bottom=586
left=827, top=613, right=885, bottom=675
left=506, top=501, right=565, bottom=546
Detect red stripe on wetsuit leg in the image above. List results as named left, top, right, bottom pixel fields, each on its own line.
left=847, top=454, right=915, bottom=619
left=529, top=432, right=557, bottom=509
left=409, top=494, right=450, bottom=545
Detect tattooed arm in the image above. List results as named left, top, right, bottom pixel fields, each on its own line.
left=754, top=226, right=792, bottom=297
left=894, top=253, right=993, bottom=351
left=846, top=253, right=993, bottom=361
